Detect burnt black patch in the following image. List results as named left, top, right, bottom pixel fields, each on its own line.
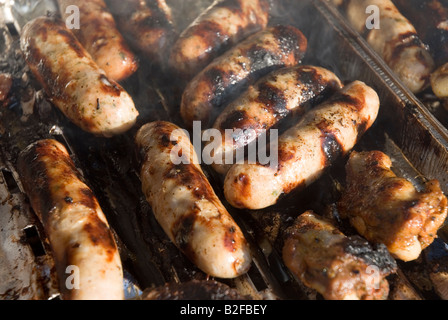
left=343, top=236, right=398, bottom=275
left=317, top=121, right=343, bottom=167
left=330, top=92, right=364, bottom=111
left=173, top=212, right=197, bottom=256
left=256, top=82, right=288, bottom=119
left=17, top=141, right=62, bottom=225
left=272, top=25, right=307, bottom=62
left=246, top=44, right=281, bottom=73
left=204, top=67, right=227, bottom=106
left=164, top=163, right=216, bottom=202
left=220, top=110, right=247, bottom=130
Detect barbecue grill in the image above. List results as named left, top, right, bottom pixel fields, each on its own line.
left=1, top=0, right=448, bottom=301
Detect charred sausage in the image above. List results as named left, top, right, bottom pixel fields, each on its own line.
left=180, top=25, right=308, bottom=129
left=224, top=81, right=380, bottom=210
left=105, top=0, right=176, bottom=65
left=20, top=17, right=139, bottom=137
left=169, top=0, right=270, bottom=80
left=17, top=140, right=124, bottom=300
left=135, top=121, right=252, bottom=279
left=393, top=0, right=448, bottom=67
left=58, top=0, right=138, bottom=82
left=210, top=65, right=343, bottom=175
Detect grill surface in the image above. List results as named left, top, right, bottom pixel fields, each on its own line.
left=1, top=0, right=448, bottom=300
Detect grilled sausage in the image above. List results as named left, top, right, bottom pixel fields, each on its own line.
left=58, top=0, right=138, bottom=82
left=283, top=211, right=397, bottom=300
left=20, top=17, right=139, bottom=137
left=224, top=81, right=380, bottom=210
left=393, top=0, right=448, bottom=67
left=17, top=140, right=124, bottom=300
left=169, top=0, right=270, bottom=80
left=210, top=65, right=343, bottom=175
left=105, top=0, right=176, bottom=65
left=180, top=25, right=308, bottom=129
left=135, top=121, right=252, bottom=279
left=431, top=63, right=448, bottom=99
left=333, top=0, right=434, bottom=93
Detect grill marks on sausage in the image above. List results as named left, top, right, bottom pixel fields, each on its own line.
left=204, top=67, right=232, bottom=110
left=256, top=81, right=288, bottom=119
left=316, top=120, right=344, bottom=168
left=182, top=26, right=307, bottom=127
left=83, top=214, right=117, bottom=262
left=18, top=141, right=117, bottom=263
left=107, top=0, right=175, bottom=61
left=387, top=32, right=425, bottom=65
left=163, top=161, right=240, bottom=256
left=170, top=0, right=270, bottom=78
left=26, top=39, right=71, bottom=104
left=272, top=25, right=308, bottom=62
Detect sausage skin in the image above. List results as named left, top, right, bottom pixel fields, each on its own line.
left=180, top=25, right=308, bottom=129
left=20, top=17, right=139, bottom=137
left=210, top=65, right=343, bottom=175
left=17, top=140, right=124, bottom=300
left=57, top=0, right=138, bottom=82
left=105, top=0, right=176, bottom=65
left=169, top=0, right=270, bottom=80
left=224, top=81, right=380, bottom=210
left=135, top=121, right=252, bottom=279
left=333, top=0, right=435, bottom=93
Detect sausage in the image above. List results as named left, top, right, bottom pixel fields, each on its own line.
left=17, top=140, right=124, bottom=300
left=209, top=65, right=343, bottom=175
left=57, top=0, right=138, bottom=82
left=105, top=0, right=176, bottom=65
left=393, top=0, right=448, bottom=67
left=20, top=17, right=139, bottom=138
left=180, top=25, right=308, bottom=129
left=334, top=0, right=434, bottom=93
left=224, top=81, right=380, bottom=210
left=135, top=121, right=252, bottom=279
left=168, top=0, right=270, bottom=80
left=431, top=63, right=448, bottom=99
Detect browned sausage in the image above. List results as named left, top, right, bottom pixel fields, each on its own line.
left=105, top=0, right=176, bottom=65
left=17, top=140, right=124, bottom=300
left=20, top=17, right=139, bottom=137
left=180, top=25, right=308, bottom=129
left=58, top=0, right=138, bottom=82
left=135, top=121, right=252, bottom=278
left=169, top=0, right=270, bottom=80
